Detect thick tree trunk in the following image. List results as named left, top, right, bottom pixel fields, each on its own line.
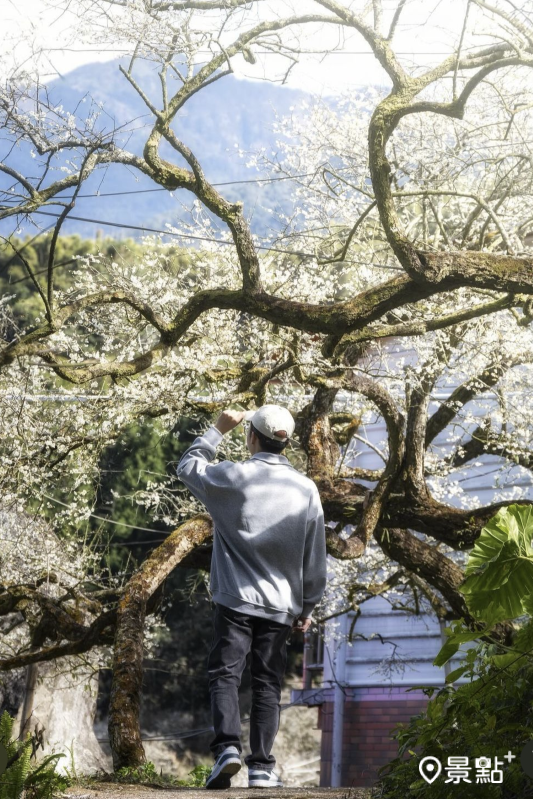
left=18, top=658, right=109, bottom=773
left=108, top=514, right=212, bottom=770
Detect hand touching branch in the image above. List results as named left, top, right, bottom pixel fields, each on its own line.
left=214, top=409, right=246, bottom=434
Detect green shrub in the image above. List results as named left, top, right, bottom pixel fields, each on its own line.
left=114, top=761, right=162, bottom=784
left=112, top=760, right=211, bottom=787
left=177, top=764, right=212, bottom=786
left=0, top=712, right=67, bottom=799
left=371, top=643, right=533, bottom=797
left=373, top=505, right=533, bottom=799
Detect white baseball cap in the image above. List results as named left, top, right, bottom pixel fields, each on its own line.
left=243, top=404, right=295, bottom=442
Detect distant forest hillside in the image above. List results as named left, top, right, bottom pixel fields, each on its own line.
left=1, top=58, right=318, bottom=241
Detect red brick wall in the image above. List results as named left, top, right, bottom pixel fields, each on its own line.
left=318, top=687, right=429, bottom=788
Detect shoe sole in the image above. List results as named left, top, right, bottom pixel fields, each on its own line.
left=205, top=758, right=241, bottom=789
left=248, top=781, right=283, bottom=788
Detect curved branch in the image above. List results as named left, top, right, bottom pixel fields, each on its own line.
left=317, top=201, right=377, bottom=266
left=0, top=163, right=39, bottom=199
left=314, top=0, right=407, bottom=88
left=425, top=354, right=526, bottom=446
left=108, top=513, right=213, bottom=769
left=310, top=371, right=405, bottom=545
left=450, top=420, right=533, bottom=471
left=0, top=275, right=440, bottom=381
left=365, top=31, right=533, bottom=277
left=373, top=525, right=513, bottom=644
left=331, top=294, right=514, bottom=360
left=345, top=373, right=405, bottom=544
left=373, top=526, right=471, bottom=620
left=0, top=610, right=116, bottom=671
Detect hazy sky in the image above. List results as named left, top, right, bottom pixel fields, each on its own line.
left=3, top=0, right=467, bottom=95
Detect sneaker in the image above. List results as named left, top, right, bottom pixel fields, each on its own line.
left=205, top=745, right=242, bottom=789
left=248, top=768, right=283, bottom=788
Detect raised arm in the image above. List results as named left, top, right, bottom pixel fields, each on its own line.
left=176, top=409, right=245, bottom=503
left=176, top=425, right=224, bottom=506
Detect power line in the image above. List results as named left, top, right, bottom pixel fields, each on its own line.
left=29, top=210, right=311, bottom=256
left=42, top=48, right=483, bottom=56
left=9, top=258, right=78, bottom=284
left=11, top=208, right=401, bottom=270
left=0, top=166, right=400, bottom=286
left=42, top=491, right=172, bottom=536
left=41, top=490, right=214, bottom=548
left=3, top=144, right=533, bottom=212
left=3, top=241, right=400, bottom=290
left=0, top=167, right=358, bottom=210
left=3, top=171, right=333, bottom=201
left=0, top=171, right=328, bottom=204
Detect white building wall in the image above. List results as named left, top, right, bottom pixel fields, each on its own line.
left=322, top=597, right=473, bottom=688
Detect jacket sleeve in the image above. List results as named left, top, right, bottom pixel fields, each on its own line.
left=176, top=425, right=224, bottom=507
left=301, top=486, right=328, bottom=619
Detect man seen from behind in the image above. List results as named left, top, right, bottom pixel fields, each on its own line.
left=176, top=404, right=327, bottom=789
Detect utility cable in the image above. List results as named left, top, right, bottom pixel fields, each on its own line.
left=3, top=208, right=400, bottom=273
left=41, top=491, right=173, bottom=537
left=0, top=169, right=338, bottom=203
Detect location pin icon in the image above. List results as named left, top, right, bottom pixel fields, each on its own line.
left=419, top=756, right=442, bottom=784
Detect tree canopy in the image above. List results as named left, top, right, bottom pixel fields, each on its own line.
left=1, top=0, right=533, bottom=769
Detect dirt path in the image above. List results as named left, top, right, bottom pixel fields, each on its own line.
left=63, top=785, right=373, bottom=799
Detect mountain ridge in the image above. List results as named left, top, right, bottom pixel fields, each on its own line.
left=1, top=58, right=317, bottom=241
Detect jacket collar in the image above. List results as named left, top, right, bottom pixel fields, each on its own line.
left=250, top=452, right=290, bottom=464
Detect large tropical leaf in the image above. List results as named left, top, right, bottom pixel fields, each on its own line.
left=460, top=505, right=533, bottom=623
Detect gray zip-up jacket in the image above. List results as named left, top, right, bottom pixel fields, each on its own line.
left=176, top=425, right=327, bottom=626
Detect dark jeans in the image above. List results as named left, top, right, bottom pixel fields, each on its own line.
left=207, top=602, right=292, bottom=770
